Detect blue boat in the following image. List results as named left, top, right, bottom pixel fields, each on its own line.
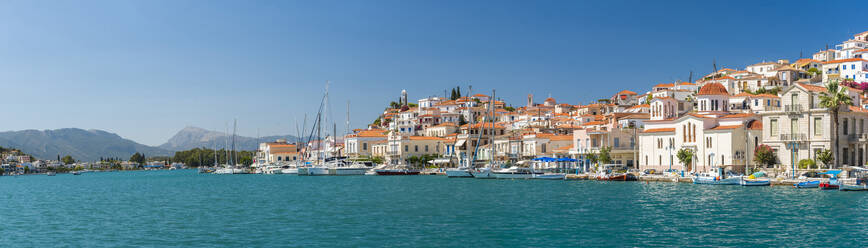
left=740, top=178, right=770, bottom=186
left=794, top=181, right=820, bottom=188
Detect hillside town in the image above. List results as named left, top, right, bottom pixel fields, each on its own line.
left=252, top=30, right=868, bottom=180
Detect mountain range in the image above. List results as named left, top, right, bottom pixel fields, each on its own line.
left=0, top=127, right=297, bottom=162
left=158, top=126, right=298, bottom=152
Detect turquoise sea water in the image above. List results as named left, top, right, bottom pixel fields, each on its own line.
left=1, top=170, right=867, bottom=247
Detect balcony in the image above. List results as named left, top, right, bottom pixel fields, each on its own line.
left=779, top=133, right=807, bottom=141
left=784, top=104, right=802, bottom=113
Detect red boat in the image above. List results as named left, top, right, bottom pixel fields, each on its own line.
left=374, top=169, right=421, bottom=176
left=596, top=173, right=637, bottom=181
left=819, top=182, right=839, bottom=190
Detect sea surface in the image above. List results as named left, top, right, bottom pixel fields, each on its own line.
left=1, top=170, right=866, bottom=247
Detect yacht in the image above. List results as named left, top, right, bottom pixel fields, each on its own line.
left=492, top=166, right=539, bottom=179
left=471, top=167, right=495, bottom=179
left=333, top=161, right=373, bottom=176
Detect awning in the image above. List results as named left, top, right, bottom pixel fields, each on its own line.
left=454, top=139, right=466, bottom=148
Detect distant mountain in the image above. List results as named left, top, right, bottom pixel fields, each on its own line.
left=0, top=128, right=170, bottom=162
left=159, top=126, right=298, bottom=152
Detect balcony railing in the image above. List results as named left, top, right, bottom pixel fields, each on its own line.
left=779, top=133, right=807, bottom=141
left=784, top=104, right=802, bottom=113
left=766, top=106, right=781, bottom=111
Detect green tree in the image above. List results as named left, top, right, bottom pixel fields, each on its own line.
left=504, top=106, right=515, bottom=112
left=450, top=88, right=457, bottom=100
left=753, top=144, right=777, bottom=170
left=815, top=149, right=833, bottom=169
left=61, top=155, right=75, bottom=165
left=645, top=94, right=653, bottom=104
left=598, top=146, right=612, bottom=164
left=129, top=152, right=146, bottom=165
left=818, top=81, right=852, bottom=168
left=371, top=156, right=384, bottom=165
left=676, top=148, right=693, bottom=170
left=798, top=159, right=816, bottom=170
left=458, top=115, right=467, bottom=126
left=807, top=67, right=821, bottom=77
left=389, top=101, right=401, bottom=109
left=456, top=86, right=461, bottom=98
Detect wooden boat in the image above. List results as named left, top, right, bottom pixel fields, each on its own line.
left=693, top=173, right=741, bottom=185
left=597, top=173, right=637, bottom=181
left=839, top=183, right=868, bottom=191
left=794, top=181, right=820, bottom=188
left=740, top=178, right=770, bottom=186
left=532, top=173, right=566, bottom=180
left=374, top=169, right=421, bottom=176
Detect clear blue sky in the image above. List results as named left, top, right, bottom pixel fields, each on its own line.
left=0, top=0, right=865, bottom=146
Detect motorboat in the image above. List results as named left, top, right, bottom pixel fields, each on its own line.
left=46, top=171, right=56, bottom=176
left=692, top=173, right=741, bottom=185
left=740, top=178, right=770, bottom=186
left=298, top=166, right=330, bottom=176
left=332, top=162, right=371, bottom=176
left=492, top=166, right=539, bottom=179
left=532, top=173, right=566, bottom=180
left=794, top=181, right=820, bottom=188
left=839, top=167, right=868, bottom=191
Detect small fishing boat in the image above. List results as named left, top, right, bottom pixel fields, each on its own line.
left=839, top=183, right=868, bottom=191
left=46, top=171, right=56, bottom=176
left=794, top=181, right=820, bottom=188
left=740, top=178, right=770, bottom=186
left=818, top=170, right=841, bottom=190
left=532, top=173, right=566, bottom=180
left=692, top=170, right=741, bottom=185
left=72, top=171, right=81, bottom=175
left=597, top=173, right=637, bottom=181
left=838, top=167, right=868, bottom=191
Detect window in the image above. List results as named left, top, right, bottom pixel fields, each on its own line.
left=277, top=156, right=282, bottom=161
left=844, top=119, right=849, bottom=135
left=404, top=145, right=408, bottom=152
left=791, top=118, right=799, bottom=136
left=770, top=119, right=779, bottom=136
left=659, top=155, right=662, bottom=165
left=425, top=145, right=429, bottom=152
left=363, top=143, right=368, bottom=150
left=814, top=117, right=822, bottom=136
left=614, top=138, right=620, bottom=147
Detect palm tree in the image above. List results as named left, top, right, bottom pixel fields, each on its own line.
left=818, top=80, right=853, bottom=168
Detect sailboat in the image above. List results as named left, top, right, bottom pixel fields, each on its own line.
left=299, top=82, right=332, bottom=176
left=471, top=89, right=499, bottom=179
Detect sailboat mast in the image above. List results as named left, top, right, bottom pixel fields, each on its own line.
left=232, top=119, right=237, bottom=166
left=489, top=89, right=496, bottom=164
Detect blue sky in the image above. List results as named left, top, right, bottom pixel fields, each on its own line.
left=0, top=0, right=865, bottom=146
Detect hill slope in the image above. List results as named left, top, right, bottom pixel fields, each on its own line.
left=0, top=128, right=170, bottom=162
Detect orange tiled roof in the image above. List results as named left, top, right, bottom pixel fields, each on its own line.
left=654, top=83, right=675, bottom=88
left=798, top=83, right=827, bottom=92
left=616, top=90, right=638, bottom=95
left=697, top=83, right=729, bottom=96
left=710, top=125, right=743, bottom=130
left=747, top=120, right=762, bottom=130
left=408, top=136, right=447, bottom=141
left=754, top=94, right=780, bottom=98
left=822, top=58, right=867, bottom=64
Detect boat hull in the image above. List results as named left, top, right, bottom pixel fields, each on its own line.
left=332, top=168, right=368, bottom=175
left=740, top=179, right=770, bottom=186
left=280, top=168, right=298, bottom=174
left=374, top=170, right=421, bottom=176
left=819, top=183, right=839, bottom=190
left=533, top=173, right=566, bottom=180
left=794, top=181, right=820, bottom=188
left=693, top=176, right=741, bottom=185
left=445, top=169, right=473, bottom=178
left=298, top=167, right=330, bottom=176
left=471, top=169, right=495, bottom=179
left=839, top=184, right=868, bottom=191
left=597, top=174, right=637, bottom=181
left=492, top=172, right=535, bottom=179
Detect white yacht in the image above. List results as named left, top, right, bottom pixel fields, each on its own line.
left=472, top=167, right=496, bottom=179
left=492, top=166, right=539, bottom=179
